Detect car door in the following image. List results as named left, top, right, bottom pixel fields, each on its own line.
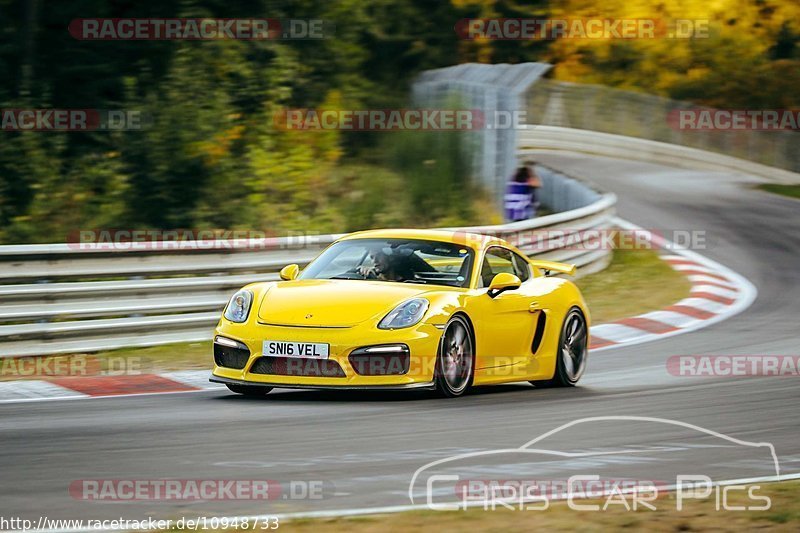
left=470, top=246, right=538, bottom=372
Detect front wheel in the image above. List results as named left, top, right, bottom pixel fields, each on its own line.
left=434, top=315, right=475, bottom=398
left=226, top=384, right=273, bottom=397
left=531, top=307, right=588, bottom=388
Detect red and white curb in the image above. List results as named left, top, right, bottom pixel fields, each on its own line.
left=0, top=219, right=757, bottom=403
left=589, top=218, right=757, bottom=351
left=0, top=370, right=225, bottom=403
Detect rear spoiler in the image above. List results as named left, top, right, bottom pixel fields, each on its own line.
left=529, top=259, right=577, bottom=277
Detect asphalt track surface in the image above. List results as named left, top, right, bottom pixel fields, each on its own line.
left=1, top=154, right=799, bottom=522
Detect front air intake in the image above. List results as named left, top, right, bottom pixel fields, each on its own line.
left=214, top=337, right=250, bottom=369
left=250, top=356, right=346, bottom=378
left=349, top=344, right=411, bottom=376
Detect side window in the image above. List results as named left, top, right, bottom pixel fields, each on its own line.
left=511, top=252, right=531, bottom=282
left=480, top=247, right=515, bottom=287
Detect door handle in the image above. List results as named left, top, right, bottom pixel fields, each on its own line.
left=529, top=301, right=541, bottom=312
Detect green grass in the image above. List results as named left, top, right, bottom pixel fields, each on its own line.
left=576, top=248, right=691, bottom=324
left=89, top=341, right=213, bottom=372
left=160, top=480, right=800, bottom=532
left=757, top=183, right=800, bottom=200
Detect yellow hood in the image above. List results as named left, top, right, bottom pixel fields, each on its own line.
left=256, top=279, right=434, bottom=327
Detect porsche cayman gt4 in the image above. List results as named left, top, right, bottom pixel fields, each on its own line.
left=210, top=229, right=590, bottom=398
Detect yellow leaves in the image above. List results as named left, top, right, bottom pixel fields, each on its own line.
left=225, top=125, right=245, bottom=142
left=546, top=0, right=798, bottom=102
left=192, top=125, right=245, bottom=166
left=450, top=0, right=500, bottom=15
left=551, top=55, right=592, bottom=83
left=240, top=102, right=345, bottom=232
left=476, top=45, right=494, bottom=63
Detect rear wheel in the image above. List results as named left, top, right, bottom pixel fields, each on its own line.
left=531, top=307, right=587, bottom=388
left=226, top=384, right=273, bottom=397
left=434, top=315, right=475, bottom=397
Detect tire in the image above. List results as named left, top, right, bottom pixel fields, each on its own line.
left=531, top=307, right=588, bottom=388
left=226, top=384, right=273, bottom=397
left=434, top=315, right=475, bottom=398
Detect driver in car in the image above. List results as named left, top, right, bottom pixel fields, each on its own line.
left=357, top=250, right=410, bottom=281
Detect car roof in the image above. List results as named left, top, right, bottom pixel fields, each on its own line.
left=338, top=228, right=508, bottom=251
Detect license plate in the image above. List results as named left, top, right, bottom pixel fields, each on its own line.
left=262, top=340, right=329, bottom=359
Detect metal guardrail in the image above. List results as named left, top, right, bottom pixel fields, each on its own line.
left=0, top=190, right=616, bottom=357
left=518, top=125, right=800, bottom=184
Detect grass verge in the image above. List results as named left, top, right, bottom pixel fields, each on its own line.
left=576, top=248, right=690, bottom=324
left=259, top=480, right=800, bottom=532
left=85, top=341, right=213, bottom=372
left=757, top=183, right=800, bottom=200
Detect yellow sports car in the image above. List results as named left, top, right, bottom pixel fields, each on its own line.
left=210, top=229, right=589, bottom=398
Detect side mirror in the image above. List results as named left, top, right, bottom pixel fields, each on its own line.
left=279, top=264, right=299, bottom=281
left=487, top=272, right=521, bottom=298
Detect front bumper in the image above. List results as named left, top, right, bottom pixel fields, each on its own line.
left=210, top=319, right=443, bottom=389
left=210, top=375, right=435, bottom=391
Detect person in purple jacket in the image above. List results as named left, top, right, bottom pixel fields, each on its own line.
left=504, top=163, right=542, bottom=222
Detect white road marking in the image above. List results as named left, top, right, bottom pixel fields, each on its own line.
left=637, top=310, right=700, bottom=329
left=676, top=297, right=728, bottom=314
left=590, top=323, right=653, bottom=343
left=686, top=274, right=737, bottom=289
left=660, top=254, right=689, bottom=262
left=670, top=264, right=718, bottom=275
left=0, top=387, right=216, bottom=405
left=690, top=284, right=739, bottom=298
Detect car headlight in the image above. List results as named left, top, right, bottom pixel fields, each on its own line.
left=224, top=289, right=253, bottom=323
left=378, top=298, right=429, bottom=330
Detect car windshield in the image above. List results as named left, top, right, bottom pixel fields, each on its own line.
left=299, top=238, right=474, bottom=288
